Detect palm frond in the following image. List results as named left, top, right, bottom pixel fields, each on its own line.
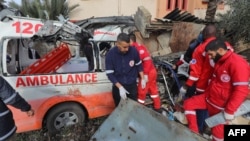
left=7, top=0, right=79, bottom=20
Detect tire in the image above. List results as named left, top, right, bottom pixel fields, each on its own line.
left=45, top=102, right=86, bottom=134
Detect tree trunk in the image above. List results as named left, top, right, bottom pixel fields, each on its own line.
left=205, top=0, right=220, bottom=22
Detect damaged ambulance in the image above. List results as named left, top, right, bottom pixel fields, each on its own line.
left=0, top=11, right=131, bottom=134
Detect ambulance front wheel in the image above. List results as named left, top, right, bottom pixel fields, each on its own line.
left=45, top=102, right=86, bottom=134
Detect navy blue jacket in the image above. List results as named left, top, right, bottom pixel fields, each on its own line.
left=105, top=46, right=142, bottom=85
left=183, top=39, right=201, bottom=63
left=0, top=77, right=31, bottom=141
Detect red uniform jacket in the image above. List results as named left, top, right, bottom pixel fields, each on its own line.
left=205, top=51, right=249, bottom=116
left=186, top=37, right=234, bottom=93
left=225, top=41, right=234, bottom=52
left=186, top=37, right=216, bottom=90
left=248, top=65, right=250, bottom=98
left=131, top=42, right=156, bottom=74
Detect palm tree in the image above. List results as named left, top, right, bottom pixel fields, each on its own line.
left=8, top=0, right=79, bottom=20
left=217, top=0, right=250, bottom=44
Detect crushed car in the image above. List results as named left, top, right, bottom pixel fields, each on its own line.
left=1, top=5, right=179, bottom=135
left=0, top=11, right=116, bottom=134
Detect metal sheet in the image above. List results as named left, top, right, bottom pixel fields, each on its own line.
left=90, top=99, right=207, bottom=141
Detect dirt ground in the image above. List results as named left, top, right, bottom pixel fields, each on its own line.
left=9, top=116, right=107, bottom=141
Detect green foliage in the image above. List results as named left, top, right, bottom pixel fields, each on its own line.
left=8, top=0, right=79, bottom=20
left=216, top=0, right=250, bottom=45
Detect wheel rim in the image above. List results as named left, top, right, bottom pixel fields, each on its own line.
left=54, top=112, right=79, bottom=129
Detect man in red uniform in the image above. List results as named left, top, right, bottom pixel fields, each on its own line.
left=129, top=33, right=162, bottom=112
left=184, top=38, right=249, bottom=141
left=179, top=25, right=234, bottom=133
left=180, top=25, right=216, bottom=94
left=180, top=25, right=233, bottom=95
left=178, top=25, right=217, bottom=133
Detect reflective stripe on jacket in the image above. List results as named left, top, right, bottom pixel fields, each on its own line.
left=0, top=99, right=16, bottom=141
left=105, top=46, right=142, bottom=85
left=186, top=37, right=216, bottom=87
left=0, top=76, right=31, bottom=140
left=131, top=42, right=156, bottom=74
left=205, top=51, right=249, bottom=115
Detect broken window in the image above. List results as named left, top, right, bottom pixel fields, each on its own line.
left=4, top=38, right=91, bottom=75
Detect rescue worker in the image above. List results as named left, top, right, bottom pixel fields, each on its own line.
left=0, top=76, right=34, bottom=141
left=179, top=25, right=216, bottom=133
left=173, top=33, right=203, bottom=72
left=180, top=24, right=216, bottom=95
left=105, top=33, right=146, bottom=106
left=180, top=25, right=234, bottom=95
left=184, top=38, right=249, bottom=141
left=129, top=33, right=162, bottom=113
left=179, top=24, right=234, bottom=133
left=173, top=33, right=203, bottom=98
left=173, top=34, right=207, bottom=132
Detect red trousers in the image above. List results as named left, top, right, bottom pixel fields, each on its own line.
left=183, top=94, right=225, bottom=141
left=138, top=69, right=161, bottom=109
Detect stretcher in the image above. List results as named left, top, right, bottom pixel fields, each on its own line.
left=20, top=43, right=71, bottom=74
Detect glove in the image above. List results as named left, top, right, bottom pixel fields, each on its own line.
left=144, top=75, right=148, bottom=82
left=179, top=86, right=187, bottom=97
left=119, top=86, right=130, bottom=100
left=176, top=86, right=187, bottom=103
left=224, top=111, right=234, bottom=121
left=141, top=78, right=146, bottom=89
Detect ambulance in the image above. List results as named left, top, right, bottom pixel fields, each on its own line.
left=0, top=13, right=126, bottom=134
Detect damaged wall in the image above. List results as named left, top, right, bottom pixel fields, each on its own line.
left=169, top=22, right=204, bottom=52
left=134, top=22, right=205, bottom=56
left=134, top=6, right=206, bottom=56
left=134, top=31, right=172, bottom=57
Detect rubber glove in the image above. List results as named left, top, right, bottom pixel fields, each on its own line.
left=141, top=78, right=146, bottom=89
left=179, top=86, right=187, bottom=97
left=144, top=75, right=148, bottom=82
left=119, top=86, right=130, bottom=100
left=224, top=111, right=234, bottom=121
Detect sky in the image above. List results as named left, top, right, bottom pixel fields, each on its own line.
left=5, top=0, right=22, bottom=5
